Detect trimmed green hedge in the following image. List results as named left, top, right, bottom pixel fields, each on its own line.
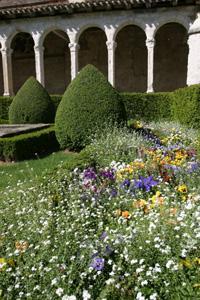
left=0, top=127, right=59, bottom=161
left=1, top=84, right=200, bottom=128
left=0, top=96, right=13, bottom=120
left=122, top=92, right=172, bottom=121
left=172, top=85, right=200, bottom=128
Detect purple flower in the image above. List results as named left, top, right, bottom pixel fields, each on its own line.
left=188, top=162, right=199, bottom=173
left=100, top=231, right=107, bottom=240
left=90, top=257, right=105, bottom=271
left=83, top=168, right=97, bottom=180
left=134, top=176, right=158, bottom=192
left=100, top=169, right=115, bottom=180
left=110, top=188, right=118, bottom=197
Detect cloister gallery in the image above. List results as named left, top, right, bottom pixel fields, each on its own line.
left=0, top=0, right=200, bottom=96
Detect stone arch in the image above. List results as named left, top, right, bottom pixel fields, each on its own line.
left=11, top=32, right=35, bottom=94
left=114, top=21, right=145, bottom=41
left=115, top=25, right=147, bottom=92
left=43, top=30, right=70, bottom=94
left=78, top=27, right=107, bottom=77
left=154, top=22, right=188, bottom=92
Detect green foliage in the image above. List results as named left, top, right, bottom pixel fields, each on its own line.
left=0, top=96, right=13, bottom=120
left=172, top=85, right=200, bottom=128
left=82, top=125, right=150, bottom=167
left=0, top=127, right=59, bottom=161
left=51, top=95, right=62, bottom=112
left=9, top=77, right=54, bottom=124
left=122, top=92, right=172, bottom=121
left=0, top=119, right=8, bottom=124
left=55, top=64, right=127, bottom=150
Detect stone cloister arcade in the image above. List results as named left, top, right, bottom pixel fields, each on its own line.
left=0, top=6, right=199, bottom=96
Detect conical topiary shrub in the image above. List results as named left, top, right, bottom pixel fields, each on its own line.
left=9, top=77, right=54, bottom=124
left=55, top=64, right=127, bottom=149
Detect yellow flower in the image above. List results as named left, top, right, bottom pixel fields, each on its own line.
left=193, top=283, right=200, bottom=288
left=194, top=258, right=200, bottom=265
left=0, top=258, right=7, bottom=271
left=133, top=199, right=147, bottom=208
left=177, top=184, right=188, bottom=194
left=150, top=191, right=164, bottom=208
left=180, top=258, right=192, bottom=268
left=115, top=209, right=122, bottom=216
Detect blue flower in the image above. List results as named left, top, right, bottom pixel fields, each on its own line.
left=90, top=257, right=105, bottom=271
left=134, top=176, right=158, bottom=192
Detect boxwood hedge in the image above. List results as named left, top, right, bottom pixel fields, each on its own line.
left=0, top=127, right=59, bottom=161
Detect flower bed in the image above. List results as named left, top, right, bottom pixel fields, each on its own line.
left=0, top=123, right=200, bottom=299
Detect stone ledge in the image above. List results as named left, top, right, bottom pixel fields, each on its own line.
left=0, top=124, right=51, bottom=138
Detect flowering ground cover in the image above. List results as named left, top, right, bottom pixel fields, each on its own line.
left=0, top=122, right=200, bottom=299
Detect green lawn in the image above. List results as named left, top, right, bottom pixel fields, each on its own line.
left=0, top=151, right=78, bottom=191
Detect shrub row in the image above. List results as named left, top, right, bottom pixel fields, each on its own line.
left=1, top=85, right=200, bottom=128
left=0, top=127, right=59, bottom=161
left=122, top=92, right=172, bottom=121
left=0, top=93, right=173, bottom=122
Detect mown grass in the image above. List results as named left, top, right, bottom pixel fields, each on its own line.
left=0, top=151, right=78, bottom=192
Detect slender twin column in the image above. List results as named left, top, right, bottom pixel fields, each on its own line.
left=34, top=45, right=45, bottom=87
left=69, top=42, right=79, bottom=80
left=106, top=40, right=117, bottom=87
left=1, top=46, right=14, bottom=96
left=146, top=38, right=155, bottom=93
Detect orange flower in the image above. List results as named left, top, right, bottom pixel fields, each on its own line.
left=15, top=241, right=29, bottom=253
left=170, top=207, right=177, bottom=216
left=121, top=211, right=130, bottom=219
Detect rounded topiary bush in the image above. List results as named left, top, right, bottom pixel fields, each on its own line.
left=55, top=64, right=127, bottom=149
left=9, top=77, right=54, bottom=124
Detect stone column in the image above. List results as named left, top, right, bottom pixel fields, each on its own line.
left=187, top=34, right=200, bottom=86
left=1, top=46, right=14, bottom=96
left=187, top=13, right=200, bottom=85
left=106, top=40, right=117, bottom=87
left=34, top=45, right=45, bottom=86
left=69, top=42, right=79, bottom=80
left=146, top=38, right=155, bottom=93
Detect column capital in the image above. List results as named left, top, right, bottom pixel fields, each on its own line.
left=146, top=38, right=155, bottom=48
left=1, top=47, right=13, bottom=56
left=106, top=40, right=117, bottom=51
left=69, top=42, right=80, bottom=52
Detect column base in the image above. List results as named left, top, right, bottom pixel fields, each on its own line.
left=146, top=88, right=154, bottom=93
left=3, top=92, right=14, bottom=97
